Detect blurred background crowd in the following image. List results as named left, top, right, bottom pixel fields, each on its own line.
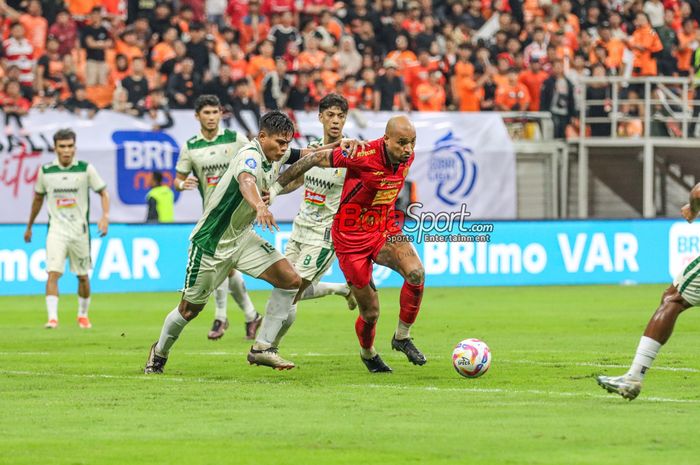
left=1, top=0, right=699, bottom=138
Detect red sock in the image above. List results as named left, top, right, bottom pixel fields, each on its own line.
left=355, top=316, right=376, bottom=349
left=399, top=281, right=424, bottom=325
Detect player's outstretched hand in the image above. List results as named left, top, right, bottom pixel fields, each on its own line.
left=182, top=176, right=199, bottom=190
left=98, top=216, right=109, bottom=237
left=23, top=228, right=31, bottom=243
left=255, top=203, right=279, bottom=231
left=681, top=204, right=696, bottom=223
left=340, top=138, right=368, bottom=158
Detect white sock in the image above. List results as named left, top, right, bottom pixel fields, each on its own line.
left=300, top=282, right=349, bottom=300
left=213, top=281, right=228, bottom=321
left=78, top=297, right=90, bottom=318
left=272, top=304, right=297, bottom=348
left=254, top=288, right=297, bottom=348
left=155, top=307, right=189, bottom=357
left=46, top=295, right=58, bottom=321
left=360, top=347, right=377, bottom=359
left=395, top=320, right=411, bottom=340
left=626, top=336, right=662, bottom=381
left=229, top=272, right=257, bottom=322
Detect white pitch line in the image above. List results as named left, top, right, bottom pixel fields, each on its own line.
left=0, top=369, right=698, bottom=404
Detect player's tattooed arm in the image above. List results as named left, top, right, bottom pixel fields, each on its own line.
left=24, top=193, right=45, bottom=243
left=681, top=183, right=700, bottom=223
left=238, top=172, right=279, bottom=231
left=268, top=150, right=333, bottom=203
left=279, top=175, right=305, bottom=195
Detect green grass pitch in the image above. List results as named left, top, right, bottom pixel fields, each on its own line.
left=1, top=284, right=699, bottom=465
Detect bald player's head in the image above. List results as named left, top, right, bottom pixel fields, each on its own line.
left=384, top=116, right=416, bottom=163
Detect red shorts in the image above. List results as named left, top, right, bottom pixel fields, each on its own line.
left=335, top=238, right=386, bottom=289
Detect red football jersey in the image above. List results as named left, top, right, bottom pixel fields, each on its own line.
left=331, top=137, right=414, bottom=253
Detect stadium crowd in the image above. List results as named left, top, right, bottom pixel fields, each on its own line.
left=1, top=0, right=700, bottom=137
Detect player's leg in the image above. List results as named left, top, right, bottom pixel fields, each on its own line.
left=145, top=245, right=229, bottom=374
left=597, top=284, right=693, bottom=400
left=336, top=250, right=392, bottom=372
left=229, top=270, right=262, bottom=339
left=44, top=232, right=67, bottom=328
left=237, top=233, right=300, bottom=369
left=209, top=279, right=230, bottom=340
left=286, top=239, right=355, bottom=309
left=375, top=238, right=427, bottom=365
left=69, top=236, right=93, bottom=328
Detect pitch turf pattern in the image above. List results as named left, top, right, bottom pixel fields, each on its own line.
left=1, top=285, right=699, bottom=465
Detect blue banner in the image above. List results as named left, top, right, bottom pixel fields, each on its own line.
left=1, top=220, right=697, bottom=296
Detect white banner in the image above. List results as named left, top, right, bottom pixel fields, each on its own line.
left=0, top=110, right=515, bottom=223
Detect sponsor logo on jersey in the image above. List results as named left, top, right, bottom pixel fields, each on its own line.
left=245, top=158, right=257, bottom=169
left=206, top=176, right=220, bottom=187
left=372, top=170, right=385, bottom=176
left=371, top=188, right=399, bottom=206
left=56, top=198, right=77, bottom=208
left=112, top=131, right=180, bottom=205
left=304, top=189, right=326, bottom=206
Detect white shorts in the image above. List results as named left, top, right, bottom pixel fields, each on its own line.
left=674, top=256, right=700, bottom=306
left=46, top=231, right=91, bottom=276
left=183, top=231, right=285, bottom=304
left=285, top=238, right=336, bottom=283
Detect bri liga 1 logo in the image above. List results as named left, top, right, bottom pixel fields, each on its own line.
left=429, top=131, right=478, bottom=206
left=112, top=131, right=180, bottom=205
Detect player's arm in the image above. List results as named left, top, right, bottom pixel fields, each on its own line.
left=238, top=172, right=278, bottom=231
left=24, top=193, right=44, bottom=243
left=269, top=150, right=335, bottom=203
left=97, top=188, right=110, bottom=237
left=174, top=171, right=199, bottom=191
left=278, top=175, right=305, bottom=195
left=681, top=183, right=700, bottom=223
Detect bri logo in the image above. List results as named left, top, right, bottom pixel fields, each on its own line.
left=112, top=131, right=180, bottom=205
left=429, top=131, right=478, bottom=206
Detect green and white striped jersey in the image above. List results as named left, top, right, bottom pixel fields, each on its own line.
left=289, top=137, right=346, bottom=246
left=190, top=138, right=291, bottom=258
left=34, top=158, right=106, bottom=238
left=175, top=128, right=249, bottom=208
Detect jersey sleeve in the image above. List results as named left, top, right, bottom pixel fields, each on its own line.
left=87, top=163, right=107, bottom=192
left=330, top=146, right=371, bottom=171
left=232, top=147, right=262, bottom=180
left=34, top=167, right=46, bottom=194
left=175, top=145, right=192, bottom=175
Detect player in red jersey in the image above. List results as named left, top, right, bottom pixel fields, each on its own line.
left=270, top=115, right=425, bottom=372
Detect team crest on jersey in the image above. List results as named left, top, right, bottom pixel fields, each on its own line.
left=245, top=158, right=257, bottom=169
left=304, top=189, right=326, bottom=206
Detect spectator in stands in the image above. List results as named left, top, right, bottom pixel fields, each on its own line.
left=121, top=56, right=150, bottom=112
left=586, top=64, right=612, bottom=137
left=203, top=62, right=236, bottom=111
left=299, top=34, right=326, bottom=72
left=36, top=36, right=63, bottom=102
left=240, top=0, right=270, bottom=54
left=230, top=79, right=260, bottom=137
left=110, top=86, right=139, bottom=116
left=495, top=68, right=531, bottom=111
left=146, top=171, right=174, bottom=223
left=1, top=79, right=30, bottom=135
left=186, top=22, right=210, bottom=74
left=627, top=12, right=663, bottom=77
left=518, top=57, right=549, bottom=112
left=48, top=9, right=77, bottom=56
left=62, top=85, right=99, bottom=119
left=160, top=40, right=188, bottom=78
left=261, top=58, right=292, bottom=111
left=150, top=2, right=173, bottom=40
left=269, top=11, right=300, bottom=58
left=656, top=10, right=679, bottom=77
left=676, top=17, right=697, bottom=76
left=145, top=88, right=174, bottom=131
left=541, top=59, right=576, bottom=139
left=167, top=57, right=201, bottom=109
left=116, top=27, right=144, bottom=66
left=1, top=0, right=48, bottom=57
left=374, top=60, right=408, bottom=111
left=3, top=21, right=35, bottom=100
left=111, top=54, right=131, bottom=84
left=415, top=70, right=446, bottom=111
left=82, top=7, right=112, bottom=87
left=286, top=71, right=312, bottom=111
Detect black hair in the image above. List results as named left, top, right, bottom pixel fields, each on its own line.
left=53, top=128, right=76, bottom=144
left=259, top=111, right=295, bottom=138
left=319, top=93, right=349, bottom=114
left=152, top=171, right=164, bottom=184
left=194, top=94, right=221, bottom=113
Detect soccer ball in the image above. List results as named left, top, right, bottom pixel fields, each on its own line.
left=452, top=339, right=491, bottom=378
